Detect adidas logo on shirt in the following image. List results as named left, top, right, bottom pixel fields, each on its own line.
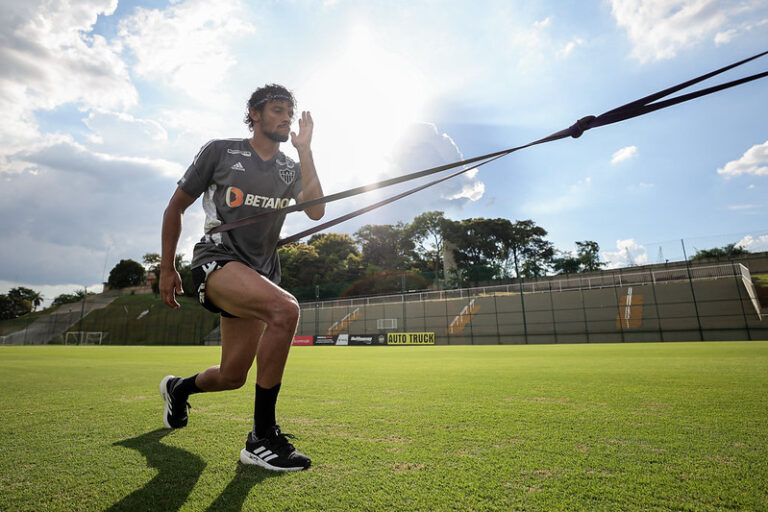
left=231, top=162, right=245, bottom=172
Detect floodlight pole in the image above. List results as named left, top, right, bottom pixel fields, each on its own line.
left=77, top=286, right=87, bottom=344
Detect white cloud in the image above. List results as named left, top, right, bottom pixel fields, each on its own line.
left=736, top=234, right=768, bottom=252
left=391, top=123, right=485, bottom=206
left=0, top=138, right=188, bottom=285
left=602, top=238, right=649, bottom=269
left=0, top=0, right=136, bottom=151
left=118, top=0, right=256, bottom=100
left=608, top=0, right=767, bottom=62
left=611, top=145, right=638, bottom=164
left=558, top=37, right=585, bottom=58
left=727, top=204, right=759, bottom=211
left=717, top=140, right=768, bottom=178
left=715, top=17, right=768, bottom=45
left=714, top=29, right=738, bottom=45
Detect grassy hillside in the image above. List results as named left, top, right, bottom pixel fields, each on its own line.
left=67, top=294, right=219, bottom=345
left=0, top=307, right=61, bottom=336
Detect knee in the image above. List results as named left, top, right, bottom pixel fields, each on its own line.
left=219, top=371, right=248, bottom=390
left=268, top=297, right=300, bottom=333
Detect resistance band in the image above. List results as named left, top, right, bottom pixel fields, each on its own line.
left=206, top=50, right=768, bottom=244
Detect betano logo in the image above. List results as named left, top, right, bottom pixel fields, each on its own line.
left=226, top=186, right=244, bottom=207
left=225, top=186, right=291, bottom=210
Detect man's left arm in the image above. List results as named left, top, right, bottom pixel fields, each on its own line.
left=291, top=111, right=325, bottom=220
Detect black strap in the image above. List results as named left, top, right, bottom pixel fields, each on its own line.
left=206, top=50, right=767, bottom=242
left=208, top=148, right=513, bottom=234
left=278, top=152, right=509, bottom=245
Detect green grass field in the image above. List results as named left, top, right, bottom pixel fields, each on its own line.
left=1, top=342, right=766, bottom=511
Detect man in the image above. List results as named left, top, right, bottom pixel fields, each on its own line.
left=159, top=84, right=324, bottom=471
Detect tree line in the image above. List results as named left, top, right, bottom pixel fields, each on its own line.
left=276, top=212, right=608, bottom=299
left=0, top=213, right=754, bottom=320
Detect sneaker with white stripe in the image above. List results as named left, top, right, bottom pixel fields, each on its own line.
left=159, top=375, right=190, bottom=429
left=239, top=425, right=311, bottom=471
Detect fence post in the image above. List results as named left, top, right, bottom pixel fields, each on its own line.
left=519, top=278, right=528, bottom=344
left=443, top=291, right=450, bottom=345
left=548, top=281, right=558, bottom=343
left=77, top=287, right=87, bottom=344
left=681, top=239, right=704, bottom=341
left=611, top=274, right=626, bottom=343
left=649, top=271, right=665, bottom=342
left=493, top=293, right=501, bottom=344
left=579, top=286, right=590, bottom=343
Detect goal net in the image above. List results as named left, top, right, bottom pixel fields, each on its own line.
left=65, top=331, right=104, bottom=345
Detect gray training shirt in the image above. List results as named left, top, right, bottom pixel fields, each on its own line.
left=178, top=138, right=303, bottom=284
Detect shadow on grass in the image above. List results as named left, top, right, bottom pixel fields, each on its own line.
left=204, top=464, right=285, bottom=512
left=106, top=429, right=205, bottom=512
left=107, top=428, right=285, bottom=512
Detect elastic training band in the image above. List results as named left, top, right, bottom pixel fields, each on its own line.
left=207, top=50, right=768, bottom=244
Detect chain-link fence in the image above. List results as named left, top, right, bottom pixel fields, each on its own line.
left=0, top=292, right=219, bottom=345
left=294, top=263, right=766, bottom=344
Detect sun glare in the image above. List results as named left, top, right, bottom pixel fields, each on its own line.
left=294, top=24, right=433, bottom=194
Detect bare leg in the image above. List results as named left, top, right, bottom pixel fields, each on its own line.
left=204, top=262, right=300, bottom=388
left=195, top=317, right=266, bottom=391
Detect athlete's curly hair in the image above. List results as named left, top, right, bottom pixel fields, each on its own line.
left=244, top=84, right=296, bottom=131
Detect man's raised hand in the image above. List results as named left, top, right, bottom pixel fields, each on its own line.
left=290, top=111, right=313, bottom=151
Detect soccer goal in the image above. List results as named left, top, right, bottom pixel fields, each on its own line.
left=65, top=331, right=104, bottom=345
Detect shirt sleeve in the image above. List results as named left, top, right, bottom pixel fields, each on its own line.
left=178, top=140, right=218, bottom=198
left=291, top=161, right=303, bottom=200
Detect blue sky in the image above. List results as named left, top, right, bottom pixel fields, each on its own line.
left=1, top=0, right=767, bottom=305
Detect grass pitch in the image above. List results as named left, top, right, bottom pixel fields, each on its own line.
left=1, top=342, right=766, bottom=511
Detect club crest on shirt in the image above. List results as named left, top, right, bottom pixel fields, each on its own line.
left=276, top=155, right=297, bottom=184
left=278, top=168, right=296, bottom=185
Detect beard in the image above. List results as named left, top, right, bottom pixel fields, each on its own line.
left=263, top=127, right=289, bottom=143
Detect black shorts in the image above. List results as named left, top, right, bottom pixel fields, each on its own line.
left=191, top=260, right=238, bottom=318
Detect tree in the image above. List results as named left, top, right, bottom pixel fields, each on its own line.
left=576, top=240, right=604, bottom=272
left=551, top=241, right=604, bottom=274
left=308, top=233, right=364, bottom=284
left=107, top=259, right=145, bottom=289
left=408, top=211, right=447, bottom=278
left=173, top=254, right=196, bottom=297
left=309, top=233, right=359, bottom=261
left=0, top=294, right=19, bottom=320
left=442, top=218, right=508, bottom=283
left=52, top=290, right=87, bottom=307
left=143, top=253, right=161, bottom=294
left=142, top=252, right=161, bottom=269
left=8, top=286, right=43, bottom=313
left=551, top=252, right=582, bottom=274
left=691, top=243, right=750, bottom=261
left=355, top=223, right=416, bottom=270
left=278, top=243, right=323, bottom=290
left=500, top=220, right=553, bottom=278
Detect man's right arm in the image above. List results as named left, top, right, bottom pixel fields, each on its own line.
left=160, top=187, right=197, bottom=309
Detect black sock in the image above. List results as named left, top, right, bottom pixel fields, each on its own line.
left=253, top=382, right=281, bottom=438
left=173, top=374, right=203, bottom=398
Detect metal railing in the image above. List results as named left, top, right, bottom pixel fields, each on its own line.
left=302, top=263, right=750, bottom=309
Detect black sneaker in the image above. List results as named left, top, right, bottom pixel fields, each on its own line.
left=159, top=375, right=190, bottom=429
left=239, top=425, right=311, bottom=471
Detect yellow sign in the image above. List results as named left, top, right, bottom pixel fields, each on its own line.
left=387, top=332, right=435, bottom=345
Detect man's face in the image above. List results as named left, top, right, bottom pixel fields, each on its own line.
left=253, top=100, right=294, bottom=142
